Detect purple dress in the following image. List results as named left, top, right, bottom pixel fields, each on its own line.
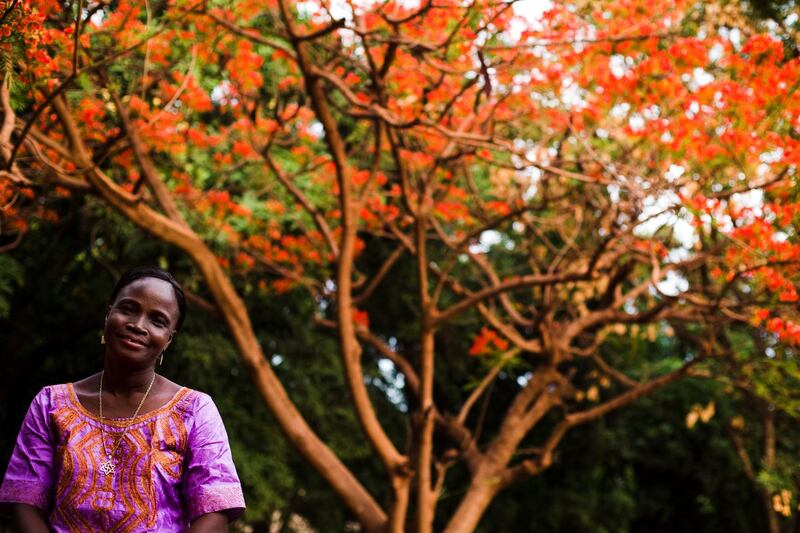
left=0, top=384, right=245, bottom=532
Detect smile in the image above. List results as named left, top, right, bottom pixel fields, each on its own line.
left=118, top=335, right=147, bottom=349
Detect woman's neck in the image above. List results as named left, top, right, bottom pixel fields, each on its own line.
left=100, top=363, right=157, bottom=396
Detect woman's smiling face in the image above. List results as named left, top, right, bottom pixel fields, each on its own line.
left=104, top=277, right=180, bottom=367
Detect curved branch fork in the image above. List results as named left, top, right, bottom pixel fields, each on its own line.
left=443, top=356, right=702, bottom=532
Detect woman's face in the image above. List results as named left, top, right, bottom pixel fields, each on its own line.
left=104, top=277, right=180, bottom=368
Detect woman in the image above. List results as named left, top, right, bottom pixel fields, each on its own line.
left=0, top=266, right=245, bottom=532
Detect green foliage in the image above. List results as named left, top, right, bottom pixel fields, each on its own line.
left=0, top=207, right=396, bottom=529
left=758, top=466, right=794, bottom=495
left=3, top=189, right=800, bottom=532
left=464, top=379, right=764, bottom=532
left=750, top=353, right=800, bottom=417
left=0, top=254, right=23, bottom=318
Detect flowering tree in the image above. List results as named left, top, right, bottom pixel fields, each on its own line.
left=2, top=0, right=799, bottom=530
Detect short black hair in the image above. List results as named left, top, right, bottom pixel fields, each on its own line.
left=109, top=266, right=187, bottom=331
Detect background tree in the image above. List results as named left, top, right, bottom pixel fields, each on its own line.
left=1, top=0, right=799, bottom=531
left=0, top=203, right=783, bottom=532
left=0, top=206, right=400, bottom=530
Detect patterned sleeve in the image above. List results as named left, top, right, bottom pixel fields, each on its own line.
left=0, top=387, right=55, bottom=509
left=182, top=393, right=246, bottom=523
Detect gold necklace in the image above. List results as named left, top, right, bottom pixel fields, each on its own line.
left=98, top=370, right=156, bottom=476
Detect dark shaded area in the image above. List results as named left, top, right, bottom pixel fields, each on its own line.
left=0, top=205, right=789, bottom=532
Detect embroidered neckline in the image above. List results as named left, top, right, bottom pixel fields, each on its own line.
left=66, top=382, right=190, bottom=428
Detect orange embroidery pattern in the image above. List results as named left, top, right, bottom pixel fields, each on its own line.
left=48, top=385, right=191, bottom=532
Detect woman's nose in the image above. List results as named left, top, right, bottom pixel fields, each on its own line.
left=126, top=316, right=147, bottom=333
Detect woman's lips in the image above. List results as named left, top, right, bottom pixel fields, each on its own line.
left=119, top=335, right=147, bottom=349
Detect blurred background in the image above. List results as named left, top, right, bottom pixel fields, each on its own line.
left=0, top=196, right=791, bottom=532
left=2, top=0, right=800, bottom=530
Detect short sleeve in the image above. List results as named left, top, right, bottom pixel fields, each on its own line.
left=182, top=393, right=245, bottom=523
left=0, top=387, right=55, bottom=509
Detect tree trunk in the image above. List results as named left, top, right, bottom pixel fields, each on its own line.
left=442, top=468, right=503, bottom=533
left=389, top=476, right=411, bottom=533
left=415, top=328, right=436, bottom=533
left=50, top=96, right=390, bottom=532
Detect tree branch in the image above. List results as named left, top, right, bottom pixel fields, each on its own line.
left=112, top=91, right=190, bottom=227
left=52, top=91, right=390, bottom=533
left=457, top=348, right=520, bottom=424
left=353, top=243, right=405, bottom=305
left=205, top=10, right=296, bottom=57
left=502, top=355, right=702, bottom=487
left=433, top=269, right=591, bottom=327
left=277, top=0, right=408, bottom=487
left=261, top=149, right=340, bottom=258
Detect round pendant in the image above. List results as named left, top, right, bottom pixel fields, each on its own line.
left=100, top=458, right=116, bottom=476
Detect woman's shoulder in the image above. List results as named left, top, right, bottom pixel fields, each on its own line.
left=176, top=386, right=215, bottom=411
left=35, top=382, right=73, bottom=401
left=164, top=379, right=215, bottom=414
left=169, top=387, right=229, bottom=432
left=35, top=382, right=72, bottom=393
left=19, top=382, right=74, bottom=416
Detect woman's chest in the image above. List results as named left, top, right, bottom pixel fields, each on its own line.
left=47, top=408, right=190, bottom=530
left=52, top=408, right=189, bottom=477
